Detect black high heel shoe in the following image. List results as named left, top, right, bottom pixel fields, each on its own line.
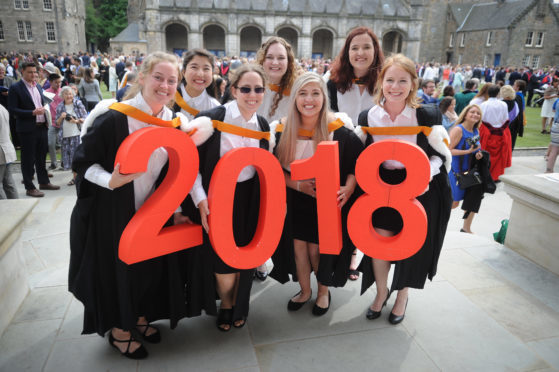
left=109, top=331, right=148, bottom=360
left=287, top=290, right=312, bottom=311
left=216, top=308, right=233, bottom=332
left=136, top=322, right=161, bottom=343
left=312, top=290, right=331, bottom=316
left=389, top=298, right=408, bottom=325
left=366, top=288, right=391, bottom=320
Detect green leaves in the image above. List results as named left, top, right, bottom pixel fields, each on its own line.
left=85, top=0, right=128, bottom=52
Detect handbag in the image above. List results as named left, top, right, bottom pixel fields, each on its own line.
left=453, top=136, right=482, bottom=189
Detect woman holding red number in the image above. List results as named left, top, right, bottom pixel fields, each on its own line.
left=355, top=54, right=452, bottom=324
left=327, top=26, right=384, bottom=281
left=186, top=64, right=272, bottom=331
left=271, top=72, right=363, bottom=315
left=69, top=52, right=211, bottom=359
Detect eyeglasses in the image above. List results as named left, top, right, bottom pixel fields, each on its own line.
left=237, top=86, right=265, bottom=94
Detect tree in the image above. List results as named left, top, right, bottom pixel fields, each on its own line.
left=85, top=0, right=128, bottom=52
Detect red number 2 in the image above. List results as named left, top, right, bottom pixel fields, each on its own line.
left=347, top=140, right=430, bottom=261
left=115, top=127, right=203, bottom=264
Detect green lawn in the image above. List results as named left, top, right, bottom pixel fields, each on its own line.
left=515, top=106, right=552, bottom=148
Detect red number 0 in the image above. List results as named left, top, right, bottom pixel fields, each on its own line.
left=347, top=140, right=430, bottom=261
left=291, top=141, right=342, bottom=255
left=115, top=127, right=203, bottom=264
left=208, top=147, right=286, bottom=269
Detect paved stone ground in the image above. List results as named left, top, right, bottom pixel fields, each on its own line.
left=1, top=154, right=558, bottom=372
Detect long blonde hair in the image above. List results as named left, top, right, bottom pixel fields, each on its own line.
left=373, top=53, right=420, bottom=109
left=455, top=103, right=482, bottom=130
left=123, top=51, right=180, bottom=101
left=276, top=72, right=331, bottom=168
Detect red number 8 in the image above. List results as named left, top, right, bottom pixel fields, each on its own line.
left=347, top=140, right=430, bottom=261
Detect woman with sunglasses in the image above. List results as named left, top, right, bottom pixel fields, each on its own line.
left=355, top=54, right=452, bottom=324
left=69, top=52, right=212, bottom=359
left=186, top=64, right=272, bottom=331
left=173, top=48, right=220, bottom=120
left=272, top=72, right=363, bottom=315
left=327, top=26, right=384, bottom=281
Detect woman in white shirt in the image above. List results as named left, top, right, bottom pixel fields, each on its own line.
left=355, top=54, right=452, bottom=325
left=187, top=64, right=271, bottom=331
left=173, top=48, right=220, bottom=120
left=327, top=26, right=385, bottom=281
left=108, top=59, right=118, bottom=98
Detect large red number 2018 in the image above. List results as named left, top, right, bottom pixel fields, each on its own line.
left=291, top=142, right=342, bottom=255
left=348, top=140, right=430, bottom=261
left=115, top=127, right=203, bottom=264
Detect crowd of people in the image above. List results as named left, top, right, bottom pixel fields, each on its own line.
left=1, top=26, right=559, bottom=361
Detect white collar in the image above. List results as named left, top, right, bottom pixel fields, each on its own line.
left=225, top=100, right=258, bottom=123
left=123, top=92, right=171, bottom=120
left=180, top=83, right=208, bottom=102
left=375, top=104, right=415, bottom=120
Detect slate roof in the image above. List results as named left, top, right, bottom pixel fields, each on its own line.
left=166, top=0, right=411, bottom=16
left=449, top=2, right=474, bottom=26
left=456, top=0, right=534, bottom=32
left=111, top=22, right=146, bottom=43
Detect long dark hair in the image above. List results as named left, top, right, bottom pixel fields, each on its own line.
left=329, top=27, right=384, bottom=95
left=181, top=48, right=217, bottom=98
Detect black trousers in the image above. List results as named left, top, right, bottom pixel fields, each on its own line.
left=19, top=125, right=49, bottom=190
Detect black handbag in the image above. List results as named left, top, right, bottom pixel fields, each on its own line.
left=453, top=139, right=482, bottom=189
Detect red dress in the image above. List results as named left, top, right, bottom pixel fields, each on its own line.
left=479, top=122, right=512, bottom=181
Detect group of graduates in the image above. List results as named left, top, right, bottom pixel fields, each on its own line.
left=69, top=27, right=453, bottom=359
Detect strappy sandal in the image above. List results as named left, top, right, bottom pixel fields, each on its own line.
left=136, top=322, right=161, bottom=343
left=217, top=308, right=233, bottom=332
left=108, top=331, right=148, bottom=359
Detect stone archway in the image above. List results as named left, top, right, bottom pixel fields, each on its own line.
left=203, top=24, right=226, bottom=57
left=165, top=23, right=188, bottom=56
left=240, top=26, right=262, bottom=59
left=312, top=29, right=334, bottom=59
left=277, top=27, right=298, bottom=56
left=382, top=31, right=404, bottom=56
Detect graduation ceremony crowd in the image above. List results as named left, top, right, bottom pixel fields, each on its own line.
left=2, top=25, right=559, bottom=360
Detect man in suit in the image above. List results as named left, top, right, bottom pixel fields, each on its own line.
left=8, top=61, right=59, bottom=197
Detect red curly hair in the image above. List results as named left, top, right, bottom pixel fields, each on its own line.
left=329, top=27, right=384, bottom=95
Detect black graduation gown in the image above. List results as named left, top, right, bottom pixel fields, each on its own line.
left=69, top=109, right=187, bottom=336
left=181, top=105, right=270, bottom=322
left=269, top=126, right=364, bottom=287
left=357, top=104, right=453, bottom=293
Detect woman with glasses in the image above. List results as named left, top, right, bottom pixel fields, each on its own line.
left=186, top=64, right=272, bottom=331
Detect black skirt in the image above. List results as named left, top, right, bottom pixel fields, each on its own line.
left=371, top=167, right=406, bottom=233
left=289, top=188, right=319, bottom=244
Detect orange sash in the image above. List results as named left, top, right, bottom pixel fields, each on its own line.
left=174, top=91, right=200, bottom=117
left=275, top=118, right=345, bottom=137
left=268, top=84, right=291, bottom=97
left=212, top=120, right=270, bottom=141
left=109, top=103, right=181, bottom=128
left=361, top=125, right=449, bottom=147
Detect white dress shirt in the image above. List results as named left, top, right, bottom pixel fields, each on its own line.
left=179, top=83, right=220, bottom=120
left=84, top=93, right=170, bottom=211
left=285, top=139, right=315, bottom=172
left=190, top=100, right=261, bottom=206
left=257, top=86, right=290, bottom=122
left=367, top=104, right=442, bottom=176
left=337, top=84, right=374, bottom=126
left=480, top=97, right=509, bottom=127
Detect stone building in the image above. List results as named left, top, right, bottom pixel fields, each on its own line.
left=0, top=0, right=87, bottom=54
left=112, top=0, right=425, bottom=60
left=440, top=0, right=559, bottom=68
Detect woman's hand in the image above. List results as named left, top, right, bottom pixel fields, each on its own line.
left=173, top=212, right=193, bottom=225
left=108, top=163, right=144, bottom=189
left=475, top=151, right=483, bottom=160
left=469, top=144, right=481, bottom=154
left=59, top=112, right=67, bottom=121
left=198, top=199, right=210, bottom=233
left=337, top=184, right=355, bottom=208
left=297, top=180, right=316, bottom=197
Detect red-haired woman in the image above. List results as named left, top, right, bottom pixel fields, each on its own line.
left=327, top=26, right=384, bottom=280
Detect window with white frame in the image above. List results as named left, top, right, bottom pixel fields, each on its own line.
left=525, top=31, right=533, bottom=46
left=532, top=55, right=540, bottom=69
left=25, top=21, right=32, bottom=40
left=522, top=55, right=531, bottom=67
left=45, top=22, right=56, bottom=41
left=43, top=0, right=52, bottom=10
left=535, top=32, right=544, bottom=47
left=17, top=21, right=25, bottom=40
left=22, top=0, right=29, bottom=9
left=460, top=33, right=465, bottom=47
left=0, top=21, right=4, bottom=40
left=14, top=0, right=21, bottom=8
left=449, top=33, right=454, bottom=47
left=486, top=31, right=493, bottom=46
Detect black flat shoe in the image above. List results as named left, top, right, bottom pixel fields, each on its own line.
left=366, top=288, right=391, bottom=320
left=389, top=298, right=408, bottom=325
left=287, top=290, right=312, bottom=311
left=217, top=308, right=233, bottom=332
left=136, top=322, right=161, bottom=344
left=255, top=270, right=268, bottom=281
left=312, top=290, right=331, bottom=316
left=108, top=332, right=148, bottom=360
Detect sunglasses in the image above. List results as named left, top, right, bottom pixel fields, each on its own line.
left=237, top=86, right=265, bottom=94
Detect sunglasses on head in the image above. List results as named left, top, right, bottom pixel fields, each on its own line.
left=237, top=86, right=265, bottom=94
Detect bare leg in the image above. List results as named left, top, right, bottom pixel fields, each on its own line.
left=391, top=287, right=409, bottom=316
left=546, top=145, right=559, bottom=173
left=349, top=249, right=363, bottom=280
left=308, top=242, right=329, bottom=308
left=215, top=273, right=237, bottom=331
left=452, top=201, right=459, bottom=209
left=111, top=327, right=142, bottom=353
left=370, top=227, right=393, bottom=311
left=292, top=239, right=312, bottom=302
left=462, top=211, right=476, bottom=233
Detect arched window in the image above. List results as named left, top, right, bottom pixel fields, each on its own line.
left=277, top=27, right=298, bottom=56
left=240, top=26, right=262, bottom=59
left=382, top=31, right=404, bottom=56
left=312, top=29, right=334, bottom=59
left=203, top=24, right=226, bottom=57
left=165, top=23, right=188, bottom=56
